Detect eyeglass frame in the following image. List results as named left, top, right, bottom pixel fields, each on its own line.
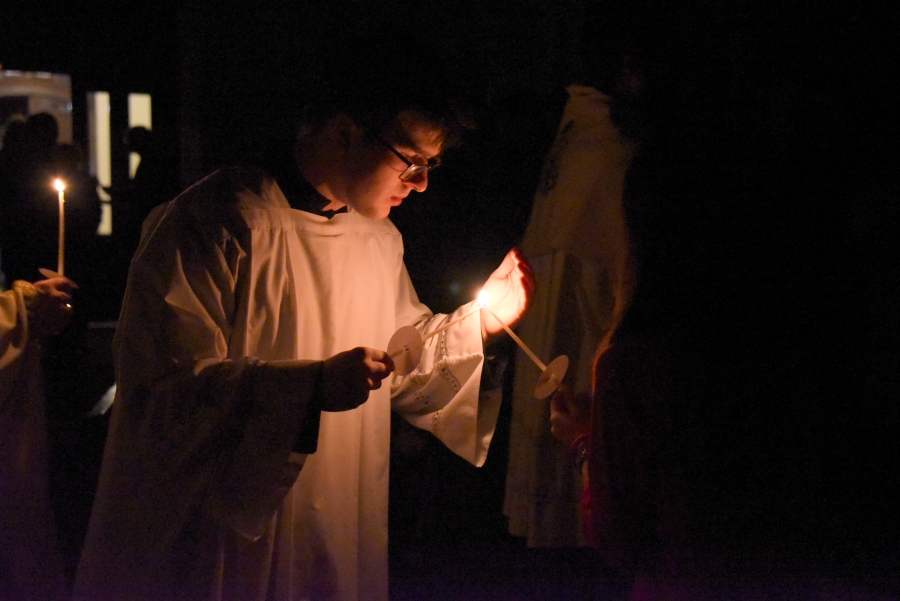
left=370, top=133, right=441, bottom=181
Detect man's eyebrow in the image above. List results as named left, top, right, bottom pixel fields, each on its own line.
left=390, top=126, right=443, bottom=160
left=413, top=146, right=441, bottom=161
left=396, top=141, right=440, bottom=163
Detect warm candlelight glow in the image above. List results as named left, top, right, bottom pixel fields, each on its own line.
left=54, top=178, right=66, bottom=192
left=477, top=290, right=490, bottom=308
left=421, top=294, right=486, bottom=343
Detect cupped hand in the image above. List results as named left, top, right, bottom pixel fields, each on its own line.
left=480, top=247, right=535, bottom=344
left=549, top=384, right=591, bottom=447
left=29, top=276, right=78, bottom=338
left=319, top=347, right=395, bottom=412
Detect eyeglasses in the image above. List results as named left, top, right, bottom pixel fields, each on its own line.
left=372, top=134, right=441, bottom=181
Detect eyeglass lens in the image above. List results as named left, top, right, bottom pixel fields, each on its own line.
left=400, top=164, right=428, bottom=181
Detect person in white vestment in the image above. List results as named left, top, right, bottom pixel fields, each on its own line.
left=503, top=14, right=648, bottom=548
left=503, top=83, right=640, bottom=549
left=74, top=35, right=534, bottom=601
left=1, top=275, right=75, bottom=601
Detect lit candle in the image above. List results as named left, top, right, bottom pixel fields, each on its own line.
left=420, top=290, right=490, bottom=343
left=483, top=306, right=546, bottom=371
left=54, top=178, right=66, bottom=276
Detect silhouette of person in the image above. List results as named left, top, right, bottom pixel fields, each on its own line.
left=1, top=112, right=64, bottom=284
left=112, top=126, right=179, bottom=263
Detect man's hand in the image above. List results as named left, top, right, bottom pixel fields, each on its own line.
left=318, top=347, right=395, bottom=412
left=549, top=384, right=590, bottom=448
left=480, top=247, right=535, bottom=345
left=25, top=276, right=77, bottom=339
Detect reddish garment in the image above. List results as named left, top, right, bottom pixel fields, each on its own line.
left=584, top=334, right=693, bottom=576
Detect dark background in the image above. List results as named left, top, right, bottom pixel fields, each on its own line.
left=2, top=1, right=899, bottom=599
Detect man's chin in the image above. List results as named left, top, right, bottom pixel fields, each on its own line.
left=360, top=206, right=391, bottom=220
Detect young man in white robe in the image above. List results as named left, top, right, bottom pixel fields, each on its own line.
left=74, top=36, right=534, bottom=601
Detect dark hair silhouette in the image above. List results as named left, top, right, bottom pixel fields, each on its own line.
left=299, top=33, right=474, bottom=149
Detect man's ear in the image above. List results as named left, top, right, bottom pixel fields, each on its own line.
left=329, top=113, right=363, bottom=151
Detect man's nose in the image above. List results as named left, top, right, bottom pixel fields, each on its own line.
left=406, top=170, right=428, bottom=192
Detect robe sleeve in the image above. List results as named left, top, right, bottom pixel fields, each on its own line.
left=109, top=183, right=322, bottom=544
left=0, top=289, right=28, bottom=408
left=389, top=263, right=500, bottom=467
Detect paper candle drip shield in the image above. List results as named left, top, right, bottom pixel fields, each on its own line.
left=386, top=325, right=424, bottom=376
left=533, top=354, right=569, bottom=400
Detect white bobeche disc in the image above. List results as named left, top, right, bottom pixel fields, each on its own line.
left=534, top=354, right=569, bottom=399
left=387, top=325, right=424, bottom=376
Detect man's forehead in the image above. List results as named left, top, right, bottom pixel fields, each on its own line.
left=386, top=111, right=444, bottom=156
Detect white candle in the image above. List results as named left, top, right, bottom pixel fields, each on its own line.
left=484, top=306, right=546, bottom=372
left=54, top=179, right=66, bottom=276
left=420, top=290, right=490, bottom=343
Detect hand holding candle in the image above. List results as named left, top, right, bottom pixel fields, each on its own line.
left=479, top=248, right=535, bottom=345
left=478, top=249, right=565, bottom=397
left=387, top=284, right=567, bottom=398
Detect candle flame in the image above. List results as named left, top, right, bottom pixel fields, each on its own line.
left=54, top=178, right=66, bottom=192
left=477, top=290, right=490, bottom=308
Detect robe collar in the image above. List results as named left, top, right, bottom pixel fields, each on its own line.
left=275, top=162, right=348, bottom=219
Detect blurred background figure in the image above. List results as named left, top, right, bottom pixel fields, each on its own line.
left=503, top=14, right=646, bottom=548
left=0, top=110, right=108, bottom=583
left=543, top=1, right=900, bottom=598
left=0, top=112, right=100, bottom=286
left=503, top=83, right=641, bottom=547
left=1, top=274, right=76, bottom=601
